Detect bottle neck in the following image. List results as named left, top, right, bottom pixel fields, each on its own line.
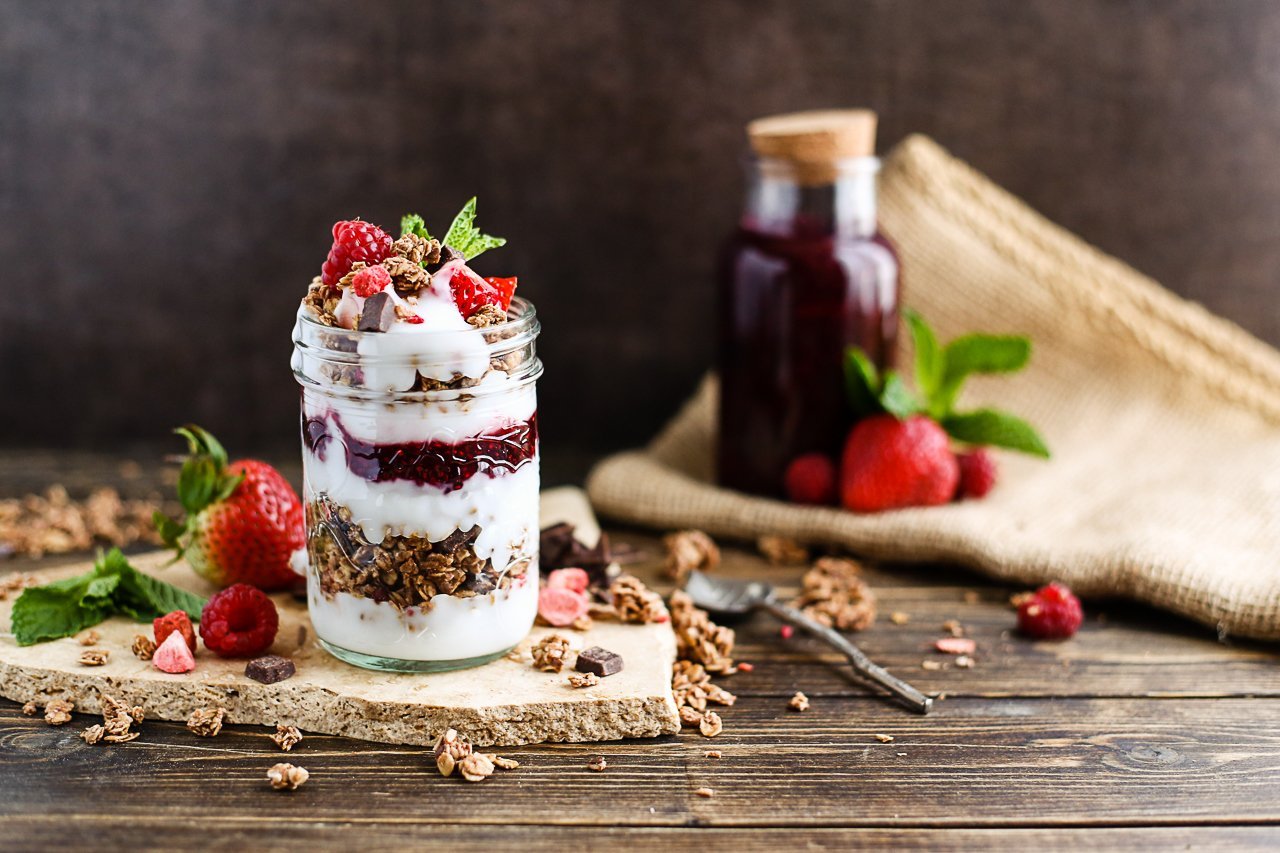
left=742, top=156, right=880, bottom=239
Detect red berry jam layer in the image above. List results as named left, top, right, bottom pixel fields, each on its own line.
left=304, top=412, right=538, bottom=492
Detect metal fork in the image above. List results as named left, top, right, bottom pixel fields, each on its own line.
left=684, top=570, right=933, bottom=714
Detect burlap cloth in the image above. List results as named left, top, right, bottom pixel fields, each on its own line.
left=586, top=135, right=1280, bottom=641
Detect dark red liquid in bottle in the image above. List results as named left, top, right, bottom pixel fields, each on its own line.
left=718, top=210, right=899, bottom=497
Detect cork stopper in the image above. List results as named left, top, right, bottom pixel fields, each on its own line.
left=747, top=109, right=878, bottom=185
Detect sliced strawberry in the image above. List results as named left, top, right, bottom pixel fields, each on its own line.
left=448, top=266, right=517, bottom=317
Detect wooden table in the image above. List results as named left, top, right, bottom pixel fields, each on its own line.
left=2, top=461, right=1278, bottom=850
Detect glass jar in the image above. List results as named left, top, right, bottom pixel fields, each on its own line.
left=291, top=297, right=542, bottom=672
left=717, top=146, right=900, bottom=497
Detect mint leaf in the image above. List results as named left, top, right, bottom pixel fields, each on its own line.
left=937, top=334, right=1031, bottom=411
left=880, top=372, right=922, bottom=419
left=843, top=348, right=882, bottom=418
left=442, top=197, right=507, bottom=260
left=904, top=309, right=943, bottom=412
left=9, top=549, right=207, bottom=645
left=400, top=213, right=431, bottom=241
left=942, top=409, right=1051, bottom=458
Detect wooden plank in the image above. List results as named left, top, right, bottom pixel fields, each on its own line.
left=0, top=818, right=1276, bottom=851
left=2, top=697, right=1279, bottom=828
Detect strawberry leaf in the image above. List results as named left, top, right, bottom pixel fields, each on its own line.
left=843, top=347, right=882, bottom=418
left=153, top=511, right=185, bottom=549
left=177, top=456, right=217, bottom=514
left=880, top=372, right=922, bottom=420
left=443, top=197, right=507, bottom=260
left=904, top=309, right=944, bottom=412
left=942, top=408, right=1050, bottom=458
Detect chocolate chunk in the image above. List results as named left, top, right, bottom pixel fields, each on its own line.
left=459, top=572, right=497, bottom=595
left=357, top=291, right=396, bottom=332
left=245, top=655, right=297, bottom=684
left=575, top=646, right=624, bottom=678
left=426, top=244, right=460, bottom=274
left=539, top=523, right=618, bottom=589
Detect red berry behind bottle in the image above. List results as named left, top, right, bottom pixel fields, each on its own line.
left=956, top=448, right=998, bottom=500
left=784, top=454, right=837, bottom=505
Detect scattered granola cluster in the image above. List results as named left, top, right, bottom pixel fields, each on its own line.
left=788, top=692, right=810, bottom=712
left=43, top=698, right=74, bottom=726
left=272, top=725, right=304, bottom=752
left=531, top=634, right=573, bottom=672
left=187, top=707, right=227, bottom=738
left=610, top=575, right=668, bottom=624
left=669, top=590, right=735, bottom=673
left=432, top=728, right=518, bottom=783
left=790, top=557, right=876, bottom=631
left=81, top=694, right=144, bottom=745
left=662, top=529, right=720, bottom=581
left=0, top=486, right=163, bottom=559
left=78, top=649, right=109, bottom=667
left=756, top=535, right=810, bottom=566
left=671, top=660, right=736, bottom=729
left=268, top=762, right=310, bottom=791
left=0, top=572, right=37, bottom=600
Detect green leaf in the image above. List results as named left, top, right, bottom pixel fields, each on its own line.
left=400, top=213, right=431, bottom=241
left=153, top=511, right=185, bottom=549
left=177, top=456, right=216, bottom=514
left=942, top=409, right=1051, bottom=458
left=904, top=309, right=944, bottom=413
left=880, top=372, right=922, bottom=420
left=843, top=347, right=882, bottom=418
left=442, top=197, right=507, bottom=260
left=176, top=425, right=228, bottom=470
left=8, top=549, right=207, bottom=645
left=937, top=334, right=1032, bottom=411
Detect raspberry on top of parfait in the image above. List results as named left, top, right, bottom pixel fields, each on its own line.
left=302, top=198, right=517, bottom=334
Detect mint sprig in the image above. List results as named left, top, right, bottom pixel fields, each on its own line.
left=845, top=310, right=1050, bottom=458
left=400, top=213, right=432, bottom=241
left=442, top=197, right=506, bottom=260
left=10, top=549, right=206, bottom=646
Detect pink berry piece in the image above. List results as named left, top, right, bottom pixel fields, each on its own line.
left=1017, top=582, right=1084, bottom=639
left=153, top=630, right=196, bottom=674
left=538, top=586, right=589, bottom=627
left=935, top=637, right=977, bottom=655
left=546, top=568, right=590, bottom=594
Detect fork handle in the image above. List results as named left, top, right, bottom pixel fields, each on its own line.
left=762, top=600, right=934, bottom=715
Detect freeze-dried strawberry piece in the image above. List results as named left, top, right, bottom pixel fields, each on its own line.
left=546, top=568, right=590, bottom=594
left=154, top=610, right=197, bottom=654
left=538, top=586, right=589, bottom=627
left=153, top=631, right=196, bottom=673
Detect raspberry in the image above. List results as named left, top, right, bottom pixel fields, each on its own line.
left=351, top=264, right=392, bottom=298
left=784, top=454, right=837, bottom=505
left=321, top=220, right=393, bottom=286
left=199, top=583, right=280, bottom=658
left=1016, top=582, right=1084, bottom=639
left=546, top=567, right=590, bottom=594
left=154, top=610, right=196, bottom=654
left=153, top=631, right=196, bottom=673
left=538, top=586, right=589, bottom=627
left=956, top=448, right=998, bottom=500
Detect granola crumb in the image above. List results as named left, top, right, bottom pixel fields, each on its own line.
left=955, top=655, right=976, bottom=669
left=587, top=755, right=607, bottom=772
left=44, top=698, right=74, bottom=726
left=271, top=724, right=303, bottom=752
left=567, top=671, right=600, bottom=689
left=79, top=649, right=110, bottom=667
left=99, top=695, right=142, bottom=743
left=704, top=750, right=723, bottom=758
left=874, top=733, right=895, bottom=743
left=490, top=755, right=520, bottom=770
left=662, top=529, right=720, bottom=581
left=791, top=556, right=876, bottom=631
left=77, top=629, right=101, bottom=646
left=466, top=304, right=507, bottom=328
left=889, top=611, right=911, bottom=625
left=669, top=590, right=735, bottom=673
left=433, top=728, right=473, bottom=777
left=610, top=575, right=668, bottom=624
left=757, top=535, right=809, bottom=565
left=942, top=619, right=965, bottom=637
left=921, top=659, right=945, bottom=671
left=21, top=700, right=37, bottom=716
left=267, top=763, right=309, bottom=790
left=80, top=724, right=105, bottom=744
left=788, top=692, right=810, bottom=712
left=570, top=614, right=594, bottom=632
left=963, top=590, right=981, bottom=604
left=699, top=711, right=723, bottom=738
left=458, top=752, right=496, bottom=782
left=694, top=787, right=715, bottom=798
left=187, top=707, right=226, bottom=738
left=131, top=634, right=157, bottom=661
left=531, top=634, right=573, bottom=672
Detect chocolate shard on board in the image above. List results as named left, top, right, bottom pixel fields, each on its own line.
left=575, top=646, right=624, bottom=677
left=357, top=291, right=396, bottom=332
left=246, top=655, right=297, bottom=685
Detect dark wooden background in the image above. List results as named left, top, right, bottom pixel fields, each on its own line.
left=3, top=0, right=1279, bottom=470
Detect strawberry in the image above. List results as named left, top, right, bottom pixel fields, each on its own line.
left=448, top=265, right=517, bottom=317
left=155, top=426, right=305, bottom=592
left=841, top=414, right=959, bottom=512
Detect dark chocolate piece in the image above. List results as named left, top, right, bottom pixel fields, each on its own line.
left=426, top=244, right=460, bottom=274
left=357, top=290, right=396, bottom=332
left=245, top=654, right=297, bottom=684
left=538, top=523, right=619, bottom=589
left=575, top=646, right=623, bottom=678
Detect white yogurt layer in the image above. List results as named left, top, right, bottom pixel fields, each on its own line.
left=309, top=571, right=538, bottom=661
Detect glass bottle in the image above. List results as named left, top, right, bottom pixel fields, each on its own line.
left=717, top=110, right=900, bottom=497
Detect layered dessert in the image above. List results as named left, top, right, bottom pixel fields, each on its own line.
left=291, top=200, right=542, bottom=671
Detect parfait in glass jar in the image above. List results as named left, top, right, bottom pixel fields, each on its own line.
left=292, top=201, right=542, bottom=672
